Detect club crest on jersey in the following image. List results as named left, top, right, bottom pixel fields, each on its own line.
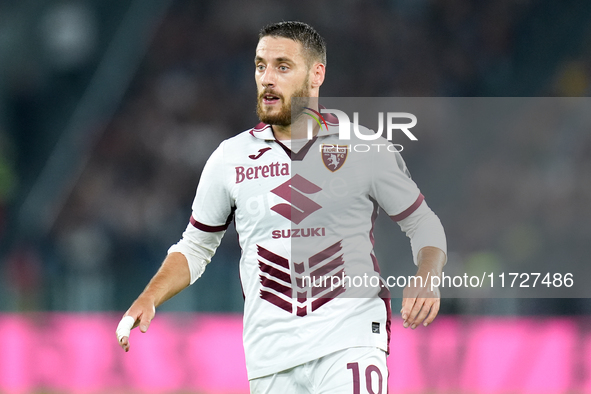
left=321, top=144, right=348, bottom=172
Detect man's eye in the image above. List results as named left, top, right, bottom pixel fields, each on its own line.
left=256, top=64, right=265, bottom=71
left=279, top=66, right=288, bottom=71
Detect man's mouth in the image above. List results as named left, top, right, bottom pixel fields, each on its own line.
left=262, top=93, right=281, bottom=105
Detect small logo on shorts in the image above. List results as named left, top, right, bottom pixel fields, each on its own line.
left=372, top=322, right=380, bottom=334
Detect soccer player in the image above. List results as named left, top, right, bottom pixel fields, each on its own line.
left=117, top=21, right=446, bottom=393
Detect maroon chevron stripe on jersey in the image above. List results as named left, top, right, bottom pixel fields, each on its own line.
left=257, top=241, right=347, bottom=317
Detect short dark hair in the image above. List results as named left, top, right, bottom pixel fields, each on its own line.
left=259, top=21, right=327, bottom=66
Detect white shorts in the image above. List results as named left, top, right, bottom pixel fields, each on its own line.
left=249, top=346, right=388, bottom=394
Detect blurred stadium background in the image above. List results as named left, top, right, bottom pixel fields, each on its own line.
left=1, top=0, right=591, bottom=392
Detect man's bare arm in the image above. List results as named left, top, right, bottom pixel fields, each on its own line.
left=117, top=252, right=190, bottom=351
left=401, top=246, right=446, bottom=329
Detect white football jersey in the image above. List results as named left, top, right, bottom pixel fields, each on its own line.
left=170, top=116, right=426, bottom=379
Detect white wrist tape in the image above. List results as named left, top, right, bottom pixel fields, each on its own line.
left=116, top=315, right=135, bottom=342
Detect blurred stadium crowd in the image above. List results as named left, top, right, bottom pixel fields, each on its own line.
left=1, top=0, right=591, bottom=313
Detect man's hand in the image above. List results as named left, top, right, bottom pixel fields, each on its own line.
left=401, top=246, right=446, bottom=329
left=401, top=278, right=440, bottom=329
left=117, top=295, right=156, bottom=352
left=115, top=252, right=191, bottom=352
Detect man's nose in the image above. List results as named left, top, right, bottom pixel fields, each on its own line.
left=260, top=68, right=276, bottom=87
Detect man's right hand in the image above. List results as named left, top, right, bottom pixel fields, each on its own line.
left=117, top=295, right=156, bottom=352
left=115, top=252, right=191, bottom=352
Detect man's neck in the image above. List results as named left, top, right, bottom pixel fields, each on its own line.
left=271, top=107, right=320, bottom=141
left=272, top=122, right=321, bottom=142
left=272, top=124, right=292, bottom=141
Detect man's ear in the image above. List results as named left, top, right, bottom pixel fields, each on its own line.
left=310, top=62, right=325, bottom=88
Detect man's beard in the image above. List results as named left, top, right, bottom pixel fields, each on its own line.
left=256, top=80, right=310, bottom=126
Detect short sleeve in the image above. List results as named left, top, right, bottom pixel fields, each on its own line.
left=190, top=141, right=235, bottom=231
left=369, top=145, right=423, bottom=221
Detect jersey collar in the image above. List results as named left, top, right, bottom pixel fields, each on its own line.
left=249, top=123, right=275, bottom=140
